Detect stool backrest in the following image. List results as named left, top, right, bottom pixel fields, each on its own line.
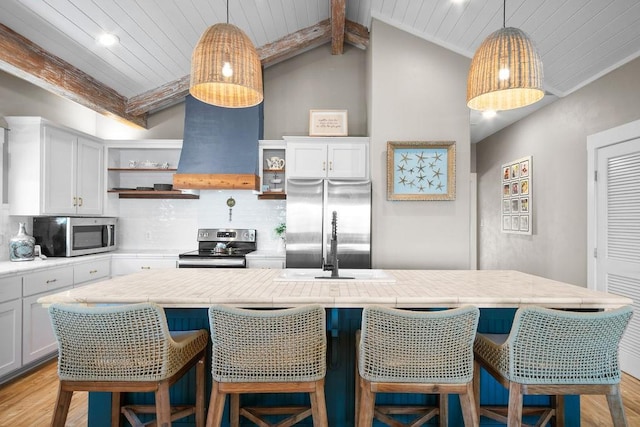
left=208, top=304, right=327, bottom=382
left=508, top=305, right=633, bottom=384
left=359, top=305, right=480, bottom=383
left=49, top=302, right=173, bottom=381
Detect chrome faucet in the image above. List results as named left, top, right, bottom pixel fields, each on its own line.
left=322, top=211, right=340, bottom=278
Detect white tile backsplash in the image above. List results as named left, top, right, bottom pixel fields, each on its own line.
left=116, top=190, right=286, bottom=252
left=0, top=192, right=285, bottom=261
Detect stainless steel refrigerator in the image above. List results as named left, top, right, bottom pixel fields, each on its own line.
left=286, top=179, right=371, bottom=269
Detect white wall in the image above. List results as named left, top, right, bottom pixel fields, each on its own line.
left=369, top=20, right=472, bottom=269
left=476, top=57, right=640, bottom=286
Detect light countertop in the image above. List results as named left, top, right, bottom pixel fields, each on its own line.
left=37, top=268, right=632, bottom=309
left=0, top=254, right=111, bottom=276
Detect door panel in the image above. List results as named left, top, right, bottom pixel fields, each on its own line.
left=596, top=138, right=640, bottom=378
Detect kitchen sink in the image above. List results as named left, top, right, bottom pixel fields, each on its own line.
left=274, top=269, right=396, bottom=282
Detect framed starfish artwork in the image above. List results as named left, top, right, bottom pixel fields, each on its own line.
left=386, top=141, right=456, bottom=201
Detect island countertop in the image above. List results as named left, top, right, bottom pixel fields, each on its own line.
left=37, top=268, right=632, bottom=309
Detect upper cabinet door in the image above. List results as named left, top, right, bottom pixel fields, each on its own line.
left=76, top=137, right=103, bottom=214
left=286, top=142, right=328, bottom=178
left=327, top=143, right=367, bottom=179
left=43, top=126, right=76, bottom=214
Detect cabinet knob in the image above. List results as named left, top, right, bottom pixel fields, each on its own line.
left=329, top=161, right=333, bottom=171
left=141, top=266, right=151, bottom=270
left=322, top=161, right=326, bottom=171
left=78, top=197, right=83, bottom=206
left=72, top=197, right=77, bottom=207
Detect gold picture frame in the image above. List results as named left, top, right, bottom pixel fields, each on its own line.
left=309, top=110, right=348, bottom=136
left=387, top=141, right=456, bottom=201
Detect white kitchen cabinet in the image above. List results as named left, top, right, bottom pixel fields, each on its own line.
left=6, top=116, right=104, bottom=216
left=111, top=255, right=178, bottom=277
left=284, top=136, right=369, bottom=179
left=0, top=276, right=22, bottom=378
left=74, top=258, right=111, bottom=287
left=21, top=266, right=74, bottom=365
left=246, top=257, right=285, bottom=269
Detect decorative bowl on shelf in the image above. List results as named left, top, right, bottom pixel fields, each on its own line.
left=153, top=183, right=173, bottom=191
left=270, top=188, right=284, bottom=192
left=271, top=178, right=282, bottom=184
left=136, top=186, right=154, bottom=191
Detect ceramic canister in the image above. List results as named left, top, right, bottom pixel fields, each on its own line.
left=9, top=222, right=35, bottom=261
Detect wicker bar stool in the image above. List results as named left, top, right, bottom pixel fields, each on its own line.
left=206, top=304, right=328, bottom=427
left=48, top=302, right=209, bottom=427
left=356, top=305, right=480, bottom=427
left=473, top=305, right=633, bottom=427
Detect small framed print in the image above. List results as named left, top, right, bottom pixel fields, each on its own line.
left=501, top=156, right=532, bottom=235
left=511, top=164, right=520, bottom=179
left=520, top=159, right=529, bottom=177
left=503, top=184, right=510, bottom=198
left=511, top=215, right=520, bottom=231
left=503, top=215, right=512, bottom=231
left=309, top=110, right=348, bottom=136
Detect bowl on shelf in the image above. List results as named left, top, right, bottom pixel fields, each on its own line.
left=136, top=186, right=154, bottom=191
left=153, top=183, right=173, bottom=191
left=270, top=178, right=282, bottom=184
left=270, top=188, right=284, bottom=192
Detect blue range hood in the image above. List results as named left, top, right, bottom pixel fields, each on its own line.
left=173, top=95, right=263, bottom=190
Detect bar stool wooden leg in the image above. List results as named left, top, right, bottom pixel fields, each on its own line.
left=310, top=378, right=328, bottom=426
left=606, top=386, right=629, bottom=427
left=196, top=355, right=206, bottom=427
left=206, top=382, right=227, bottom=427
left=357, top=378, right=375, bottom=427
left=507, top=382, right=523, bottom=427
left=111, top=391, right=122, bottom=427
left=155, top=381, right=171, bottom=426
left=439, top=393, right=448, bottom=427
left=51, top=384, right=73, bottom=427
left=473, top=360, right=481, bottom=422
left=230, top=393, right=240, bottom=427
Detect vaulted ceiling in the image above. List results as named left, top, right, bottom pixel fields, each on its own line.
left=1, top=0, right=639, bottom=142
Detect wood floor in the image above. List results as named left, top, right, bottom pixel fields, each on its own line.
left=1, top=360, right=640, bottom=426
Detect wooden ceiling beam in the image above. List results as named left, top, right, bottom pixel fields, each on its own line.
left=0, top=23, right=146, bottom=129
left=1, top=17, right=368, bottom=123
left=331, top=0, right=346, bottom=55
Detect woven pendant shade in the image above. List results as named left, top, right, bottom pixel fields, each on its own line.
left=467, top=27, right=543, bottom=111
left=190, top=23, right=263, bottom=108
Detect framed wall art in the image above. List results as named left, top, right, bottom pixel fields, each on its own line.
left=309, top=110, right=348, bottom=136
left=387, top=141, right=456, bottom=201
left=501, top=155, right=532, bottom=235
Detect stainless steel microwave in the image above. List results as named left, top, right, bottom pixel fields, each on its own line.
left=32, top=216, right=117, bottom=257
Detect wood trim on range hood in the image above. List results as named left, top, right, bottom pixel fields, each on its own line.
left=173, top=174, right=259, bottom=190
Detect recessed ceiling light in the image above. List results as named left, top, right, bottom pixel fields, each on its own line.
left=97, top=33, right=119, bottom=47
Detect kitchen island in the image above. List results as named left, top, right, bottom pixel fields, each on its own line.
left=39, top=269, right=632, bottom=426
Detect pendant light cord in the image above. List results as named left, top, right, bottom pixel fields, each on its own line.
left=503, top=0, right=506, bottom=28
left=226, top=0, right=229, bottom=24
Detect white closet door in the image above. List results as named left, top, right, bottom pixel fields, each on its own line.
left=596, top=138, right=640, bottom=378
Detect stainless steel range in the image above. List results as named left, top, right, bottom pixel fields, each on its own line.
left=178, top=228, right=256, bottom=268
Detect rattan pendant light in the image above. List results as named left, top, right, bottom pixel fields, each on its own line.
left=190, top=1, right=263, bottom=108
left=466, top=0, right=543, bottom=111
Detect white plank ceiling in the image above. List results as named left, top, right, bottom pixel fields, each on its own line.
left=1, top=0, right=639, bottom=142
